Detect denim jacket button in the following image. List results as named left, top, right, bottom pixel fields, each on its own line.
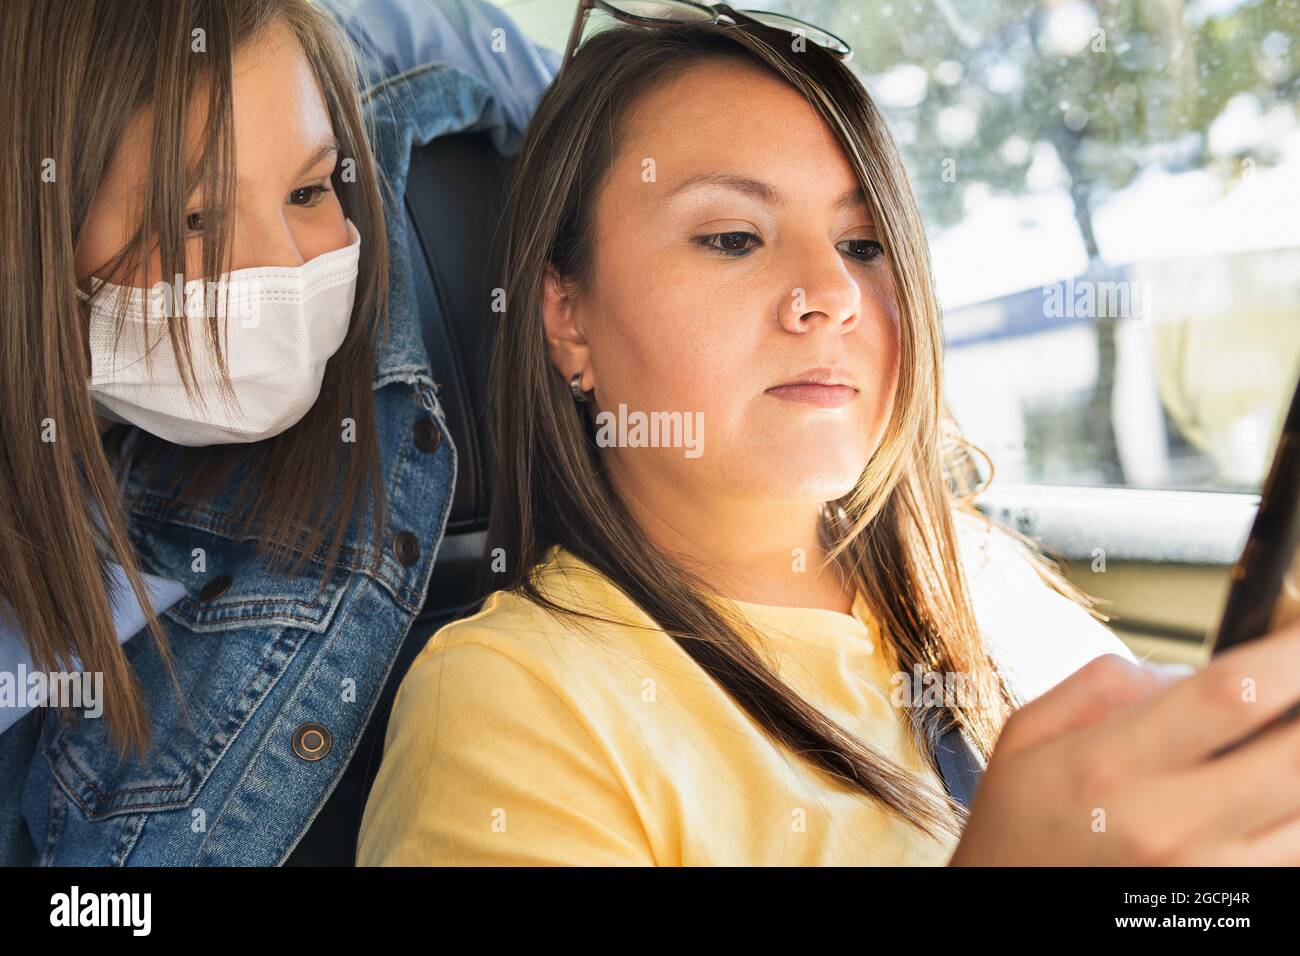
left=393, top=531, right=421, bottom=567
left=414, top=418, right=441, bottom=453
left=291, top=723, right=333, bottom=762
left=198, top=574, right=233, bottom=601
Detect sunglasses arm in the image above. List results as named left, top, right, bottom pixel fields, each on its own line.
left=562, top=0, right=597, bottom=70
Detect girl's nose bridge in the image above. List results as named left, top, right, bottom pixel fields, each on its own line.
left=231, top=211, right=307, bottom=271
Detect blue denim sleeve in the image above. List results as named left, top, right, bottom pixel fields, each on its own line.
left=320, top=0, right=559, bottom=142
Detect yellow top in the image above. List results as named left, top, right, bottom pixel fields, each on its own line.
left=357, top=544, right=963, bottom=866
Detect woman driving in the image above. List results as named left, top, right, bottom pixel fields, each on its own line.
left=358, top=9, right=1300, bottom=867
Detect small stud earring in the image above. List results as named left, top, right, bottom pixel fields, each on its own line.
left=569, top=371, right=589, bottom=402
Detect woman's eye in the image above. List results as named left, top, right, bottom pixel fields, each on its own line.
left=288, top=183, right=331, bottom=208
left=839, top=238, right=884, bottom=262
left=184, top=210, right=205, bottom=235
left=696, top=231, right=761, bottom=257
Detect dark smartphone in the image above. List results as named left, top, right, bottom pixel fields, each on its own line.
left=1206, top=372, right=1300, bottom=756
left=1210, top=372, right=1300, bottom=655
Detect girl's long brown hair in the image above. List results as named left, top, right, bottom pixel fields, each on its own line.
left=0, top=0, right=389, bottom=757
left=487, top=21, right=1106, bottom=841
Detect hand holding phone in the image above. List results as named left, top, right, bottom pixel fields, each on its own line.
left=951, top=374, right=1300, bottom=865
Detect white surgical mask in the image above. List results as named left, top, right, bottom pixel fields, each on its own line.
left=81, top=218, right=361, bottom=446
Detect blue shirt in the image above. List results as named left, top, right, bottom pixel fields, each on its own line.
left=0, top=565, right=187, bottom=735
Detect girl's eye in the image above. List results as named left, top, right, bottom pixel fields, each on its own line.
left=839, top=238, right=884, bottom=262
left=696, top=231, right=761, bottom=257
left=288, top=183, right=332, bottom=207
left=185, top=210, right=205, bottom=235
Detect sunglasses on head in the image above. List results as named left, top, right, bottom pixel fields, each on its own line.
left=560, top=0, right=854, bottom=74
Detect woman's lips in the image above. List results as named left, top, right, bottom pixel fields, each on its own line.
left=764, top=383, right=859, bottom=408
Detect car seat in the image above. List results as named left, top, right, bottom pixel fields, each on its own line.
left=285, top=129, right=507, bottom=865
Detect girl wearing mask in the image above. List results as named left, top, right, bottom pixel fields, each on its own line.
left=358, top=13, right=1300, bottom=866
left=0, top=0, right=538, bottom=865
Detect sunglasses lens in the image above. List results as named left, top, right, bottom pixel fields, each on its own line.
left=603, top=0, right=716, bottom=22
left=741, top=11, right=851, bottom=56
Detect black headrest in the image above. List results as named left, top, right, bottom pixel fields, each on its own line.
left=283, top=132, right=511, bottom=866
left=403, top=131, right=509, bottom=535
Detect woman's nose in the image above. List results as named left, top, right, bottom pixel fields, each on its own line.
left=778, top=247, right=862, bottom=334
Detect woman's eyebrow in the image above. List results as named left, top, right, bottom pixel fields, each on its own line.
left=835, top=184, right=869, bottom=210
left=663, top=172, right=868, bottom=211
left=291, top=135, right=341, bottom=179
left=664, top=172, right=779, bottom=204
left=233, top=135, right=341, bottom=187
left=167, top=134, right=345, bottom=206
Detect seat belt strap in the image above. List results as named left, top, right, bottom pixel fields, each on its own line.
left=935, top=725, right=983, bottom=810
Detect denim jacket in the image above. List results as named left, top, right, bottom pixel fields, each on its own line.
left=0, top=4, right=553, bottom=866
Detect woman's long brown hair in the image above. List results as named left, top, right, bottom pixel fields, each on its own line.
left=487, top=21, right=1107, bottom=842
left=0, top=0, right=389, bottom=757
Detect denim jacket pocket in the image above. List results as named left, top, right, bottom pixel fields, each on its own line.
left=42, top=521, right=350, bottom=821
